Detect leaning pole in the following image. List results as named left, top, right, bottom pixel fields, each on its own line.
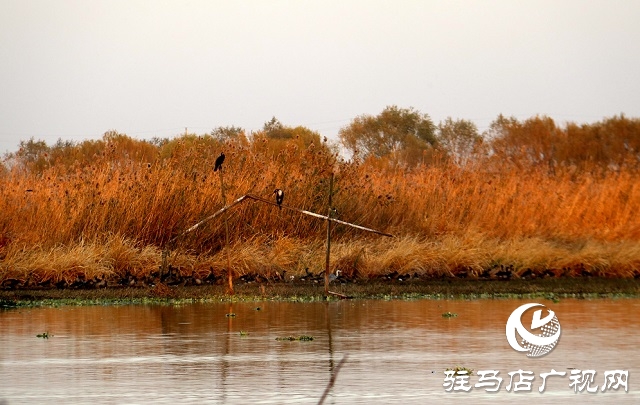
left=219, top=168, right=234, bottom=295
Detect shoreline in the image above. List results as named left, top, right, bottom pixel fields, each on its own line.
left=2, top=277, right=639, bottom=307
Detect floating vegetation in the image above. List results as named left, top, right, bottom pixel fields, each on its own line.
left=0, top=299, right=17, bottom=309
left=446, top=366, right=473, bottom=376
left=546, top=293, right=561, bottom=304
left=36, top=332, right=52, bottom=339
left=239, top=331, right=249, bottom=336
left=276, top=335, right=314, bottom=341
left=225, top=313, right=236, bottom=317
left=442, top=311, right=458, bottom=318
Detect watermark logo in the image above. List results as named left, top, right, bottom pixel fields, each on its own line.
left=444, top=303, right=629, bottom=394
left=505, top=303, right=561, bottom=357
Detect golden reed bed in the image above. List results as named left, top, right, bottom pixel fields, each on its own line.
left=1, top=121, right=639, bottom=289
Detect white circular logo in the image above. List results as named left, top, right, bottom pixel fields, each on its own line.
left=505, top=303, right=561, bottom=357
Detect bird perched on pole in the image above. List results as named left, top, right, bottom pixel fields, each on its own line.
left=273, top=188, right=284, bottom=209
left=214, top=152, right=225, bottom=172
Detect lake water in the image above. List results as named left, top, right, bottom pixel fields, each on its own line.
left=0, top=298, right=637, bottom=404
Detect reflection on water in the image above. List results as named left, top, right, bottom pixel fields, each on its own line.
left=0, top=299, right=638, bottom=404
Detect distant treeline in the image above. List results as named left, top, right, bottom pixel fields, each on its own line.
left=2, top=107, right=640, bottom=175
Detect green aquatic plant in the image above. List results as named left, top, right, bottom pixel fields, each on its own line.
left=1, top=277, right=639, bottom=308
left=0, top=299, right=18, bottom=309
left=545, top=293, right=561, bottom=303
left=276, top=335, right=314, bottom=341
left=36, top=332, right=52, bottom=339
left=446, top=365, right=473, bottom=376
left=239, top=331, right=249, bottom=336
left=442, top=311, right=458, bottom=318
left=298, top=335, right=314, bottom=341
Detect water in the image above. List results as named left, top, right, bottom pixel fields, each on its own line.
left=0, top=298, right=637, bottom=404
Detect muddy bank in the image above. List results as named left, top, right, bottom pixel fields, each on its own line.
left=1, top=277, right=639, bottom=307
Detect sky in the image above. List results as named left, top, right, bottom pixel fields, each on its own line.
left=1, top=0, right=639, bottom=154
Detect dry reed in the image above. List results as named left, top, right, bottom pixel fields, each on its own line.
left=1, top=132, right=639, bottom=287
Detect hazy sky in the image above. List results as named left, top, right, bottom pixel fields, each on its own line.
left=1, top=0, right=639, bottom=154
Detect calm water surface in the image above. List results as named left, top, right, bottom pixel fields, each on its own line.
left=0, top=298, right=638, bottom=404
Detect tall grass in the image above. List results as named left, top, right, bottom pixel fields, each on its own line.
left=1, top=133, right=639, bottom=285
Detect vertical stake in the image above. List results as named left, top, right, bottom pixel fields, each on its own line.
left=324, top=172, right=334, bottom=295
left=220, top=168, right=234, bottom=295
left=161, top=249, right=169, bottom=280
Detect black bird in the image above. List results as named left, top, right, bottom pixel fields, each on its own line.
left=214, top=152, right=225, bottom=172
left=273, top=188, right=284, bottom=209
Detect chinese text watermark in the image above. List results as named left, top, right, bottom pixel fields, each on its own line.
left=443, top=369, right=629, bottom=393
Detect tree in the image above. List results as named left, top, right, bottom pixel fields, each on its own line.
left=11, top=137, right=51, bottom=173
left=210, top=126, right=247, bottom=144
left=563, top=114, right=640, bottom=170
left=262, top=117, right=287, bottom=139
left=338, top=105, right=437, bottom=166
left=438, top=117, right=483, bottom=166
left=487, top=115, right=560, bottom=170
left=252, top=117, right=333, bottom=156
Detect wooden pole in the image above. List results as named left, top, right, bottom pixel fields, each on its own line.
left=243, top=195, right=393, bottom=237
left=324, top=173, right=334, bottom=295
left=168, top=195, right=252, bottom=244
left=219, top=168, right=234, bottom=295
